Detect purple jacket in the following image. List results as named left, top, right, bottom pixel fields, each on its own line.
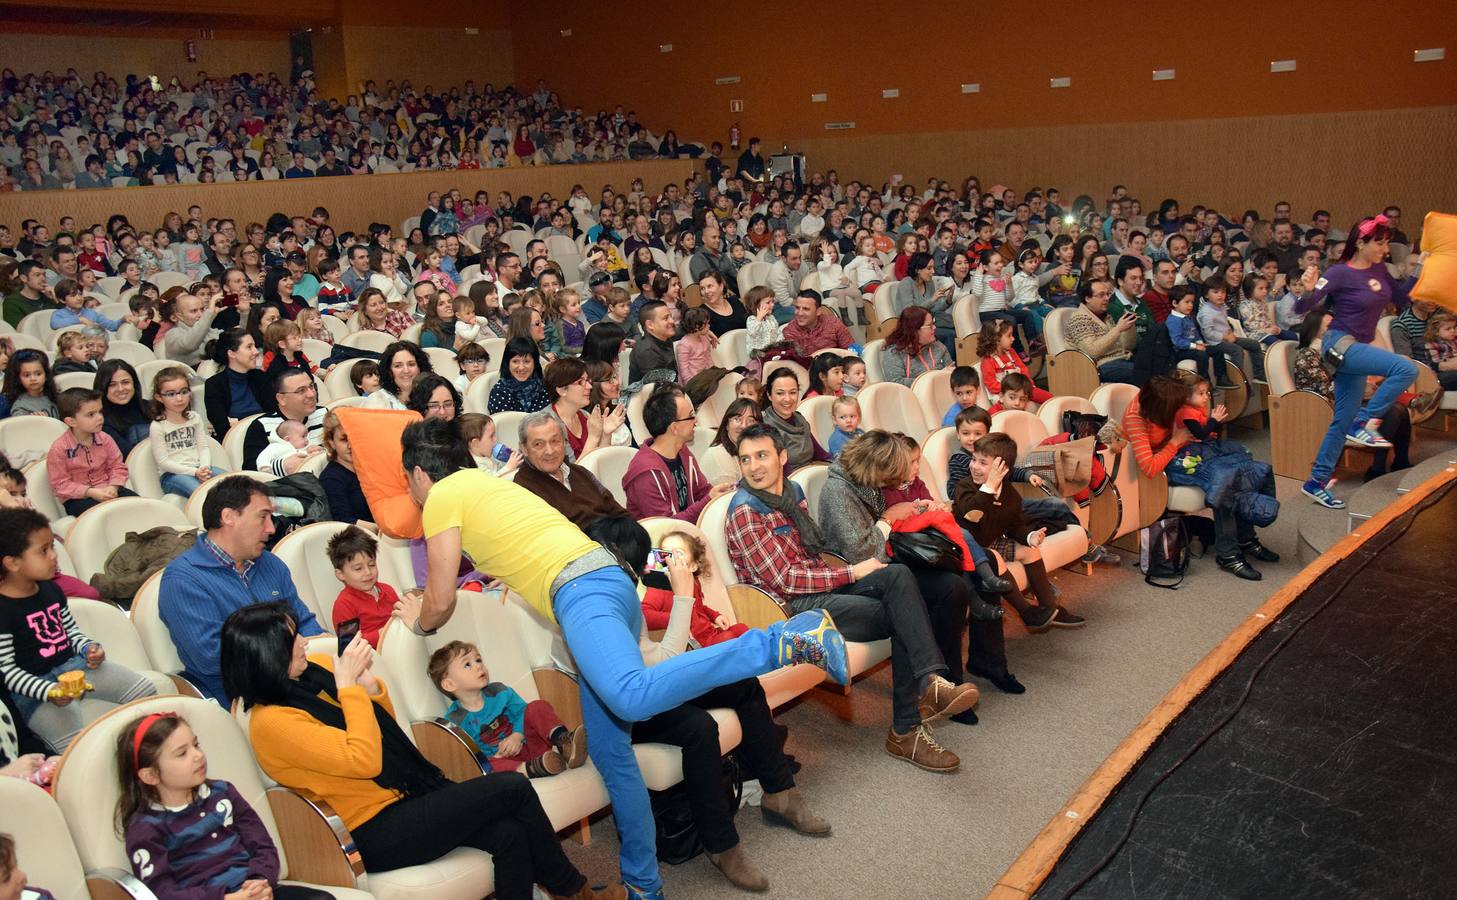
left=125, top=780, right=279, bottom=900
left=623, top=439, right=713, bottom=522
left=1296, top=262, right=1413, bottom=343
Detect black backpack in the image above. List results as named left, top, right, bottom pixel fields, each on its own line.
left=649, top=756, right=743, bottom=865
left=265, top=473, right=331, bottom=547
left=1139, top=514, right=1190, bottom=589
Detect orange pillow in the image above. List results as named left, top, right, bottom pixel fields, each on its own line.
left=1412, top=211, right=1457, bottom=314
left=334, top=407, right=424, bottom=539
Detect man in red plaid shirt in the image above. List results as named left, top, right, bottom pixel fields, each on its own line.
left=724, top=424, right=977, bottom=773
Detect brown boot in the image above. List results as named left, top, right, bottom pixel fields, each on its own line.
left=551, top=882, right=627, bottom=900
left=708, top=843, right=769, bottom=892
left=524, top=749, right=565, bottom=778
left=554, top=725, right=589, bottom=769
left=885, top=725, right=959, bottom=772
left=761, top=787, right=832, bottom=836
left=916, top=674, right=979, bottom=725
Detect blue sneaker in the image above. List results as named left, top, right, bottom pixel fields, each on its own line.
left=1345, top=425, right=1392, bottom=449
left=1301, top=479, right=1346, bottom=509
left=771, top=610, right=850, bottom=687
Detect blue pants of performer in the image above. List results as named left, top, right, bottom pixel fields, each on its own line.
left=553, top=565, right=778, bottom=893
left=1309, top=331, right=1418, bottom=485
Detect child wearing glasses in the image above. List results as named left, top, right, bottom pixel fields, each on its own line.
left=149, top=366, right=225, bottom=497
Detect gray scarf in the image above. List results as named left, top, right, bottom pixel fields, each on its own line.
left=744, top=480, right=827, bottom=556
left=765, top=408, right=816, bottom=468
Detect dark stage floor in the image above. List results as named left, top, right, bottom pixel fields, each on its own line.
left=1039, top=476, right=1457, bottom=900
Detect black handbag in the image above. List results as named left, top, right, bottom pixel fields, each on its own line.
left=887, top=529, right=964, bottom=573
left=650, top=755, right=743, bottom=865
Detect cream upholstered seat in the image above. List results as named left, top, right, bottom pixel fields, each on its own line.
left=985, top=410, right=1090, bottom=583
left=761, top=359, right=810, bottom=396
left=270, top=521, right=354, bottom=624
left=696, top=493, right=892, bottom=680
left=221, top=413, right=264, bottom=470
left=0, top=415, right=67, bottom=468
left=375, top=591, right=616, bottom=829
left=951, top=294, right=982, bottom=364
left=53, top=370, right=95, bottom=391
left=626, top=381, right=657, bottom=444
left=65, top=597, right=175, bottom=697
left=0, top=777, right=142, bottom=900
left=66, top=497, right=193, bottom=583
left=859, top=381, right=930, bottom=444
left=788, top=463, right=830, bottom=519
left=491, top=410, right=530, bottom=453
left=20, top=459, right=74, bottom=534
left=183, top=470, right=275, bottom=528
left=1037, top=395, right=1096, bottom=435
left=796, top=395, right=837, bottom=449
left=424, top=346, right=459, bottom=380
left=577, top=445, right=636, bottom=507
left=736, top=261, right=772, bottom=296
left=461, top=369, right=502, bottom=415
left=640, top=517, right=825, bottom=708
left=341, top=330, right=395, bottom=353
left=1043, top=306, right=1100, bottom=399
left=912, top=368, right=954, bottom=430
left=860, top=338, right=886, bottom=385
left=125, top=436, right=229, bottom=508
left=49, top=696, right=395, bottom=900
left=697, top=369, right=743, bottom=426
left=325, top=362, right=363, bottom=400
left=920, top=426, right=959, bottom=502
left=104, top=339, right=157, bottom=368
left=17, top=309, right=55, bottom=340
left=128, top=571, right=200, bottom=696
left=868, top=281, right=899, bottom=339
left=711, top=329, right=748, bottom=370
left=698, top=443, right=737, bottom=483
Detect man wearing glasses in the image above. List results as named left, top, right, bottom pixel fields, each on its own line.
left=242, top=367, right=326, bottom=475
left=623, top=385, right=733, bottom=521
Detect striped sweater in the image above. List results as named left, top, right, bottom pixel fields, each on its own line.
left=0, top=581, right=93, bottom=700
left=125, top=779, right=280, bottom=900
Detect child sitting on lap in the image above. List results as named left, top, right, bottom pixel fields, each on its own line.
left=641, top=530, right=749, bottom=647
left=428, top=641, right=587, bottom=777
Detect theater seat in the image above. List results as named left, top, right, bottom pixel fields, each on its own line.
left=184, top=470, right=275, bottom=528
left=51, top=696, right=403, bottom=900
left=711, top=329, right=748, bottom=371
left=858, top=381, right=929, bottom=443
left=696, top=369, right=743, bottom=426
left=577, top=444, right=636, bottom=507
left=952, top=295, right=982, bottom=366
left=270, top=521, right=354, bottom=624
left=129, top=572, right=201, bottom=696
left=698, top=443, right=737, bottom=483
left=920, top=426, right=959, bottom=502
left=796, top=395, right=836, bottom=449
left=0, top=415, right=67, bottom=468
left=0, top=777, right=142, bottom=900
left=125, top=436, right=229, bottom=509
left=912, top=368, right=953, bottom=430
left=788, top=463, right=830, bottom=519
left=762, top=359, right=809, bottom=396
left=20, top=459, right=75, bottom=534
left=65, top=597, right=174, bottom=696
left=1043, top=306, right=1100, bottom=399
left=66, top=497, right=194, bottom=583
left=860, top=339, right=886, bottom=385
left=222, top=413, right=264, bottom=471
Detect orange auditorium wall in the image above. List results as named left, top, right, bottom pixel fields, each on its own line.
left=509, top=1, right=1457, bottom=145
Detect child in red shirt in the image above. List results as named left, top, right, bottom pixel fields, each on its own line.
left=977, top=319, right=1053, bottom=403
left=640, top=531, right=748, bottom=647
left=327, top=526, right=418, bottom=647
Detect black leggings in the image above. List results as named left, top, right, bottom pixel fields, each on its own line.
left=349, top=772, right=584, bottom=900
left=1369, top=403, right=1413, bottom=474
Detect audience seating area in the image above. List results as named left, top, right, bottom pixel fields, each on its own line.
left=0, top=121, right=1446, bottom=900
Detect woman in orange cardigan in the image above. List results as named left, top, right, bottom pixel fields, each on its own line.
left=221, top=602, right=620, bottom=900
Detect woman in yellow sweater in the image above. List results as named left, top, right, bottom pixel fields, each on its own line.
left=221, top=602, right=620, bottom=900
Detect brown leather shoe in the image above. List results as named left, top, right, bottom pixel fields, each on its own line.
left=885, top=725, right=960, bottom=772
left=555, top=725, right=589, bottom=769
left=709, top=843, right=770, bottom=892
left=525, top=749, right=565, bottom=778
left=761, top=786, right=832, bottom=835
left=552, top=882, right=627, bottom=899
left=916, top=674, right=980, bottom=725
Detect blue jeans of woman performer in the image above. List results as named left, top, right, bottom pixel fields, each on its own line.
left=1307, top=332, right=1417, bottom=486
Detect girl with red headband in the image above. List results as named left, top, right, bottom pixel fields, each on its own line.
left=117, top=711, right=331, bottom=900
left=1292, top=214, right=1424, bottom=509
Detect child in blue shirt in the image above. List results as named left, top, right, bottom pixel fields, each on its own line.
left=48, top=278, right=135, bottom=331
left=828, top=396, right=864, bottom=457
left=429, top=640, right=586, bottom=777
left=941, top=365, right=982, bottom=426
left=1166, top=286, right=1232, bottom=387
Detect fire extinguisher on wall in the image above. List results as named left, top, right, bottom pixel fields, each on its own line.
left=729, top=122, right=740, bottom=152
